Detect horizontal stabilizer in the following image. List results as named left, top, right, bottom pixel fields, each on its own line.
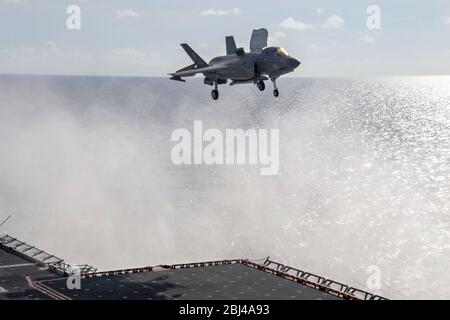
left=169, top=75, right=186, bottom=82
left=176, top=63, right=196, bottom=73
left=170, top=65, right=227, bottom=78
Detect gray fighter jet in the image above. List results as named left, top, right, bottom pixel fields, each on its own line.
left=169, top=28, right=301, bottom=100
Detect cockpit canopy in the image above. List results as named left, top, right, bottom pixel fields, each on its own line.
left=263, top=46, right=290, bottom=57
left=276, top=47, right=289, bottom=57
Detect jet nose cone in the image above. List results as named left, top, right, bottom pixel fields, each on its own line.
left=288, top=57, right=301, bottom=69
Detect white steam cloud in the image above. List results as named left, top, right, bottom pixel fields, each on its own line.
left=1, top=76, right=449, bottom=299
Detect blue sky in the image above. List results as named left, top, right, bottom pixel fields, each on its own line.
left=1, top=0, right=450, bottom=76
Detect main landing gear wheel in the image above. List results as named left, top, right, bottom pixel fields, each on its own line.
left=273, top=89, right=279, bottom=97
left=257, top=81, right=265, bottom=91
left=211, top=89, right=219, bottom=100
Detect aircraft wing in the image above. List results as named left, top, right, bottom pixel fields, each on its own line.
left=250, top=28, right=268, bottom=53
left=169, top=65, right=227, bottom=78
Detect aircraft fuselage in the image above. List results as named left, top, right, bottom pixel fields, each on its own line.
left=208, top=48, right=300, bottom=82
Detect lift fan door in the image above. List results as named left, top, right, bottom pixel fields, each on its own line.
left=250, top=28, right=268, bottom=53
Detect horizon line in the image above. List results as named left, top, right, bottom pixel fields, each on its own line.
left=1, top=72, right=450, bottom=79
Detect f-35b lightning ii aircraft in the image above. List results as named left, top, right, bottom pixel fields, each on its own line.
left=169, top=28, right=301, bottom=100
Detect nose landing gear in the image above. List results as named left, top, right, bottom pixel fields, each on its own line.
left=271, top=78, right=279, bottom=97
left=211, top=81, right=219, bottom=100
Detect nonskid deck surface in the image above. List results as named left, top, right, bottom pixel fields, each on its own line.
left=0, top=247, right=59, bottom=300
left=39, top=263, right=340, bottom=300
left=0, top=234, right=386, bottom=300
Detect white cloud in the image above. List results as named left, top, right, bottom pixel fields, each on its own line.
left=0, top=44, right=165, bottom=75
left=201, top=7, right=241, bottom=16
left=360, top=34, right=376, bottom=43
left=316, top=8, right=323, bottom=14
left=268, top=31, right=286, bottom=45
left=114, top=9, right=140, bottom=19
left=279, top=17, right=314, bottom=31
left=279, top=15, right=344, bottom=31
left=0, top=43, right=98, bottom=75
left=443, top=17, right=450, bottom=25
left=106, top=48, right=148, bottom=62
left=322, top=14, right=345, bottom=29
left=43, top=41, right=62, bottom=56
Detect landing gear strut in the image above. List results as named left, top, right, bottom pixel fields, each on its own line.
left=257, top=80, right=265, bottom=92
left=271, top=78, right=279, bottom=97
left=211, top=82, right=219, bottom=100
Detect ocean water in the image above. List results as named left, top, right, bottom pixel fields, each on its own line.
left=0, top=75, right=449, bottom=299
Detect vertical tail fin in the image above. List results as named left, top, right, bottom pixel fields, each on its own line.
left=225, top=36, right=237, bottom=55
left=180, top=43, right=208, bottom=67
